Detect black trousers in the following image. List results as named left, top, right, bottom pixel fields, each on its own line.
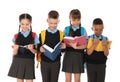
left=41, top=61, right=60, bottom=82
left=87, top=63, right=106, bottom=82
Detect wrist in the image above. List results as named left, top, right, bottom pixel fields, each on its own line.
left=74, top=46, right=77, bottom=49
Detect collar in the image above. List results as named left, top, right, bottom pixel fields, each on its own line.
left=93, top=34, right=103, bottom=40
left=47, top=28, right=58, bottom=34
left=21, top=29, right=30, bottom=37
left=71, top=26, right=80, bottom=31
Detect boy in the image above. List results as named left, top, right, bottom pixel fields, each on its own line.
left=38, top=10, right=64, bottom=82
left=86, top=18, right=110, bottom=82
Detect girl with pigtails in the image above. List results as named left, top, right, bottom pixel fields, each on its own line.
left=8, top=13, right=40, bottom=82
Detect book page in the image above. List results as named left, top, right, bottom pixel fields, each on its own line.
left=43, top=42, right=61, bottom=53
left=43, top=44, right=54, bottom=53
left=64, top=35, right=86, bottom=46
left=54, top=42, right=61, bottom=50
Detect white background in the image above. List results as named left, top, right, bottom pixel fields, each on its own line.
left=0, top=0, right=119, bottom=82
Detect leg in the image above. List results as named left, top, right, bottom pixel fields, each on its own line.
left=50, top=62, right=60, bottom=82
left=65, top=72, right=72, bottom=82
left=87, top=64, right=96, bottom=82
left=74, top=73, right=80, bottom=82
left=17, top=78, right=24, bottom=82
left=41, top=61, right=50, bottom=82
left=26, top=80, right=33, bottom=82
left=96, top=64, right=106, bottom=82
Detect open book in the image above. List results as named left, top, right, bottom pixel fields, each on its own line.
left=63, top=35, right=86, bottom=47
left=42, top=42, right=62, bottom=60
left=87, top=38, right=112, bottom=51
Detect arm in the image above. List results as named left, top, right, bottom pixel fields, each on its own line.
left=27, top=44, right=37, bottom=54
left=102, top=40, right=109, bottom=56
left=12, top=44, right=19, bottom=56
left=28, top=33, right=40, bottom=54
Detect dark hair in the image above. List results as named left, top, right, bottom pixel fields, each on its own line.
left=48, top=10, right=59, bottom=19
left=93, top=18, right=103, bottom=25
left=19, top=13, right=32, bottom=32
left=19, top=13, right=32, bottom=22
left=69, top=9, right=81, bottom=26
left=69, top=9, right=81, bottom=19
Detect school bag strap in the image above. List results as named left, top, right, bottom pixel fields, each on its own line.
left=40, top=30, right=46, bottom=45
left=59, top=30, right=64, bottom=41
left=65, top=26, right=70, bottom=36
left=65, top=26, right=84, bottom=36
left=31, top=32, right=36, bottom=39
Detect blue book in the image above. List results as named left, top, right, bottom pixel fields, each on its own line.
left=43, top=42, right=62, bottom=60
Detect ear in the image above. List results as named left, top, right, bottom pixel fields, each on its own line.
left=47, top=18, right=49, bottom=23
left=91, top=27, right=94, bottom=31
left=58, top=19, right=60, bottom=23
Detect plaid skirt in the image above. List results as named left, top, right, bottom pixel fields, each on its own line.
left=62, top=51, right=84, bottom=73
left=8, top=57, right=35, bottom=79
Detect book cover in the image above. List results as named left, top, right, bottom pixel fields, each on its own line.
left=42, top=42, right=62, bottom=60
left=63, top=35, right=86, bottom=46
left=87, top=38, right=112, bottom=51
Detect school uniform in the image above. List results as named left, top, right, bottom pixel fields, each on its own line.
left=8, top=30, right=40, bottom=79
left=39, top=28, right=63, bottom=82
left=86, top=34, right=108, bottom=82
left=62, top=26, right=87, bottom=73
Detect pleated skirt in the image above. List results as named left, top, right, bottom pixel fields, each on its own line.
left=62, top=51, right=84, bottom=73
left=8, top=57, right=35, bottom=79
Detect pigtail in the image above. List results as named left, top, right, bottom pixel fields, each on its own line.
left=69, top=21, right=73, bottom=36
left=18, top=25, right=20, bottom=33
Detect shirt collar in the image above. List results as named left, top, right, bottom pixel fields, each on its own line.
left=21, top=29, right=30, bottom=37
left=47, top=28, right=58, bottom=34
left=93, top=34, right=103, bottom=40
left=71, top=26, right=79, bottom=31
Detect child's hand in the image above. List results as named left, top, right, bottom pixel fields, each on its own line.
left=93, top=38, right=99, bottom=45
left=40, top=46, right=45, bottom=53
left=61, top=43, right=66, bottom=49
left=68, top=42, right=77, bottom=49
left=12, top=44, right=19, bottom=55
left=102, top=40, right=108, bottom=47
left=27, top=44, right=34, bottom=50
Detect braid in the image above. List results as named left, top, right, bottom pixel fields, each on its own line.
left=18, top=25, right=20, bottom=33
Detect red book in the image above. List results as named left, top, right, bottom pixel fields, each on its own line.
left=63, top=35, right=86, bottom=46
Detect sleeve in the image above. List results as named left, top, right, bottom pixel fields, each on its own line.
left=12, top=33, right=18, bottom=43
left=105, top=36, right=108, bottom=41
left=12, top=38, right=15, bottom=43
left=37, top=33, right=42, bottom=51
left=83, top=28, right=88, bottom=37
left=64, top=26, right=70, bottom=36
left=34, top=34, right=40, bottom=45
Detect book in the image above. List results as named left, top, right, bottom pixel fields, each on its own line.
left=63, top=35, right=86, bottom=47
left=87, top=38, right=112, bottom=51
left=42, top=42, right=62, bottom=60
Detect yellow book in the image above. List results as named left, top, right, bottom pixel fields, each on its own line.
left=87, top=38, right=112, bottom=51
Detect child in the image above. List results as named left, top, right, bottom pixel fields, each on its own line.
left=38, top=10, right=64, bottom=82
left=86, top=18, right=110, bottom=82
left=8, top=13, right=40, bottom=82
left=62, top=9, right=87, bottom=82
